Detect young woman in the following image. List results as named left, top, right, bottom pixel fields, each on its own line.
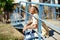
left=23, top=6, right=49, bottom=40
left=23, top=6, right=38, bottom=40
left=23, top=6, right=38, bottom=32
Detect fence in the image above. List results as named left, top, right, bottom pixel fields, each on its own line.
left=10, top=1, right=60, bottom=40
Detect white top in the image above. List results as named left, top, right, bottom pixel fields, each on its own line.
left=27, top=14, right=38, bottom=31
left=32, top=14, right=38, bottom=24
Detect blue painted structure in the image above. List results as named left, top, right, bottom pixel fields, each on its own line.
left=38, top=5, right=43, bottom=40
left=10, top=1, right=60, bottom=40
left=51, top=0, right=56, bottom=20
left=10, top=7, right=25, bottom=29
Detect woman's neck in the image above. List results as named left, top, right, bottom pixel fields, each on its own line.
left=31, top=12, right=37, bottom=15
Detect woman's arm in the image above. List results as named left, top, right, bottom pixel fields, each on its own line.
left=26, top=20, right=32, bottom=26
left=26, top=23, right=38, bottom=29
left=23, top=24, right=38, bottom=33
left=23, top=20, right=32, bottom=32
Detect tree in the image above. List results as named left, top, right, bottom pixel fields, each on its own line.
left=0, top=0, right=14, bottom=13
left=4, top=0, right=14, bottom=12
left=0, top=0, right=14, bottom=23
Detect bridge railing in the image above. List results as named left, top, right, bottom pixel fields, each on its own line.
left=19, top=1, right=60, bottom=40
left=10, top=1, right=60, bottom=40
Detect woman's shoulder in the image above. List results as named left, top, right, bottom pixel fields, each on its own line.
left=33, top=14, right=38, bottom=18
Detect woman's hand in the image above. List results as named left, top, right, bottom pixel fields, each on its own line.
left=23, top=25, right=29, bottom=33
left=23, top=27, right=27, bottom=33
left=23, top=26, right=30, bottom=33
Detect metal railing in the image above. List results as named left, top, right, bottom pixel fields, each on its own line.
left=10, top=1, right=60, bottom=40
left=19, top=1, right=60, bottom=40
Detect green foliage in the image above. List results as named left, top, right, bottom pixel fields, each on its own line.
left=0, top=0, right=14, bottom=12
left=4, top=0, right=14, bottom=12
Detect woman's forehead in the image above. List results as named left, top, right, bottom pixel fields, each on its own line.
left=30, top=7, right=35, bottom=9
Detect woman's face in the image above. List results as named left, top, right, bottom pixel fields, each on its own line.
left=29, top=7, right=36, bottom=14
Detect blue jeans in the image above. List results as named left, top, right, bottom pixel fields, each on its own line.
left=24, top=30, right=35, bottom=40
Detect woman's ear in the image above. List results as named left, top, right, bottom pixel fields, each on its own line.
left=35, top=10, right=37, bottom=13
left=35, top=9, right=38, bottom=13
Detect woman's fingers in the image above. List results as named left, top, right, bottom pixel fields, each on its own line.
left=23, top=27, right=27, bottom=33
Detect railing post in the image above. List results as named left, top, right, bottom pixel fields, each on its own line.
left=19, top=2, right=23, bottom=19
left=15, top=7, right=19, bottom=13
left=13, top=10, right=15, bottom=13
left=52, top=0, right=56, bottom=20
left=38, top=5, right=43, bottom=40
left=19, top=2, right=22, bottom=14
left=25, top=3, right=29, bottom=23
